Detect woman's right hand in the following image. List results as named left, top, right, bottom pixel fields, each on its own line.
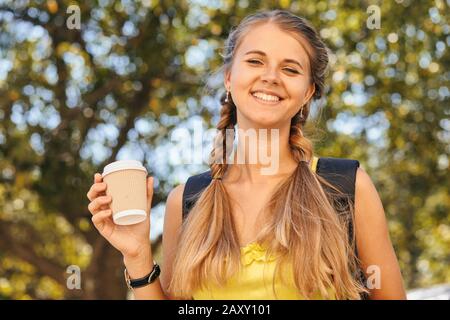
left=87, top=173, right=154, bottom=259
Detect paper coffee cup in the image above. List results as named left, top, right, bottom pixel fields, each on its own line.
left=101, top=160, right=148, bottom=225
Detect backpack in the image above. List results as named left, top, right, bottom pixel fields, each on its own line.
left=181, top=157, right=369, bottom=299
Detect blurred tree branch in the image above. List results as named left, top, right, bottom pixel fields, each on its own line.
left=0, top=221, right=66, bottom=285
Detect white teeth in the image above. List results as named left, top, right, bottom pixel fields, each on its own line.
left=252, top=92, right=280, bottom=102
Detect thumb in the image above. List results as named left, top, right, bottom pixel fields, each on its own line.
left=146, top=176, right=154, bottom=213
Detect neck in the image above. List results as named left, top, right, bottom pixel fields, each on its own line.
left=223, top=124, right=299, bottom=185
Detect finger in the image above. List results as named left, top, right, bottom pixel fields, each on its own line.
left=146, top=176, right=154, bottom=212
left=94, top=173, right=103, bottom=183
left=86, top=182, right=107, bottom=202
left=98, top=203, right=110, bottom=211
left=88, top=195, right=112, bottom=214
left=87, top=173, right=104, bottom=201
left=91, top=209, right=113, bottom=230
left=147, top=176, right=154, bottom=197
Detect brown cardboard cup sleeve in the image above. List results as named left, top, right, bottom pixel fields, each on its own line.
left=101, top=160, right=148, bottom=226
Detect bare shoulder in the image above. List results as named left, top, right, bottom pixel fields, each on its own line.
left=354, top=166, right=387, bottom=229
left=166, top=183, right=186, bottom=210
left=160, top=183, right=186, bottom=299
left=353, top=166, right=407, bottom=299
left=163, top=182, right=186, bottom=240
left=355, top=166, right=376, bottom=193
left=163, top=183, right=186, bottom=233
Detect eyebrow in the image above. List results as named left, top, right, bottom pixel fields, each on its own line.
left=244, top=50, right=304, bottom=70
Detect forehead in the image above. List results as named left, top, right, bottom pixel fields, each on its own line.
left=235, top=23, right=313, bottom=68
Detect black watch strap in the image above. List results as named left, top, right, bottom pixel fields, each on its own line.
left=124, top=261, right=161, bottom=290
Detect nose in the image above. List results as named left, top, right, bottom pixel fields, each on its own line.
left=260, top=65, right=280, bottom=85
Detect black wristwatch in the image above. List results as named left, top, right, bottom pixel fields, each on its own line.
left=124, top=260, right=161, bottom=290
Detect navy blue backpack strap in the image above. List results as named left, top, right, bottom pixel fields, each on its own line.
left=316, top=157, right=359, bottom=203
left=316, top=157, right=361, bottom=262
left=182, top=170, right=212, bottom=220
left=317, top=157, right=368, bottom=299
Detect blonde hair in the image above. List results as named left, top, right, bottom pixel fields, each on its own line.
left=168, top=10, right=368, bottom=299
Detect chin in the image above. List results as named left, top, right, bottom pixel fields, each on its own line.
left=241, top=114, right=285, bottom=130
left=244, top=102, right=288, bottom=129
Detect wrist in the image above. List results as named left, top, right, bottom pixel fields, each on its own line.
left=124, top=260, right=160, bottom=290
left=123, top=245, right=153, bottom=279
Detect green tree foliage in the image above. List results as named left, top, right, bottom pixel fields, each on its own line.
left=0, top=0, right=448, bottom=298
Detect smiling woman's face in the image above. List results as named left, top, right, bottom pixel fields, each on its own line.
left=225, top=23, right=316, bottom=129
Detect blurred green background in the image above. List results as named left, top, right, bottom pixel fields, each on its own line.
left=0, top=0, right=448, bottom=299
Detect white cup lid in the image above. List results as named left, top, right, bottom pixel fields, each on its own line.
left=102, top=160, right=147, bottom=177
left=113, top=209, right=147, bottom=225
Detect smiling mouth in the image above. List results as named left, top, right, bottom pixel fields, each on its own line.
left=250, top=92, right=284, bottom=105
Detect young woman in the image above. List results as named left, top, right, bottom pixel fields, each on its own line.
left=86, top=10, right=406, bottom=300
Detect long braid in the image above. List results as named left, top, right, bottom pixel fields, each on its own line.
left=209, top=92, right=237, bottom=179
left=289, top=106, right=313, bottom=163
left=169, top=93, right=240, bottom=297
left=286, top=107, right=366, bottom=299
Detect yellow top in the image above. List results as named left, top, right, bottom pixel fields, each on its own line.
left=192, top=156, right=334, bottom=300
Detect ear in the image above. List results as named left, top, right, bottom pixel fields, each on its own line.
left=304, top=83, right=316, bottom=104
left=224, top=69, right=231, bottom=91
